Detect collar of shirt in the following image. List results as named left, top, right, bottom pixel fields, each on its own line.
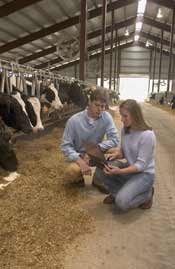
left=84, top=109, right=102, bottom=125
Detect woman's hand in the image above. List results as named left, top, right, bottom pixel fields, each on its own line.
left=105, top=148, right=123, bottom=161
left=103, top=164, right=121, bottom=175
left=105, top=152, right=118, bottom=161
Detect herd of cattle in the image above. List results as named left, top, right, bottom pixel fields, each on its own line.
left=0, top=73, right=91, bottom=189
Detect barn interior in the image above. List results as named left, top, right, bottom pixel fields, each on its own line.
left=0, top=0, right=175, bottom=268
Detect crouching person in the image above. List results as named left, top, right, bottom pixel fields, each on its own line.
left=60, top=88, right=119, bottom=193
left=94, top=99, right=156, bottom=211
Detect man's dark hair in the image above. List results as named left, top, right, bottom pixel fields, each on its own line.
left=90, top=88, right=109, bottom=104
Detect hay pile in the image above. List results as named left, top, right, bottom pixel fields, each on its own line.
left=0, top=126, right=93, bottom=268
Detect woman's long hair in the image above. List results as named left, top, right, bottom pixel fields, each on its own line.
left=119, top=99, right=152, bottom=132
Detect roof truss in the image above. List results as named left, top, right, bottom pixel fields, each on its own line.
left=0, top=0, right=136, bottom=54
left=0, top=0, right=43, bottom=18
left=19, top=16, right=136, bottom=64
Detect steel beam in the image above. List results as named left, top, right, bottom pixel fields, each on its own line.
left=0, top=0, right=43, bottom=18
left=19, top=17, right=136, bottom=64
left=79, top=0, right=87, bottom=81
left=109, top=2, right=114, bottom=90
left=158, top=29, right=163, bottom=93
left=147, top=0, right=174, bottom=9
left=0, top=0, right=136, bottom=54
left=100, top=0, right=107, bottom=87
left=167, top=8, right=175, bottom=92
left=152, top=42, right=157, bottom=93
left=52, top=42, right=134, bottom=71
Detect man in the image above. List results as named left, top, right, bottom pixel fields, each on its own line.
left=60, top=88, right=119, bottom=193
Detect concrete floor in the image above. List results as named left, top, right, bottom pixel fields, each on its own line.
left=63, top=103, right=175, bottom=269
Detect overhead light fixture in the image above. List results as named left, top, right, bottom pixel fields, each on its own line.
left=125, top=29, right=129, bottom=36
left=134, top=35, right=140, bottom=41
left=157, top=8, right=163, bottom=18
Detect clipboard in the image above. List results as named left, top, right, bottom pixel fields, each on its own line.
left=84, top=142, right=108, bottom=169
left=84, top=142, right=128, bottom=169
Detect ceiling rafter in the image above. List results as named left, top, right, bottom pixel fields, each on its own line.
left=0, top=0, right=137, bottom=54
left=140, top=31, right=174, bottom=47
left=53, top=38, right=175, bottom=72
left=0, top=0, right=43, bottom=18
left=34, top=32, right=135, bottom=69
left=19, top=16, right=136, bottom=64
left=143, top=16, right=171, bottom=32
left=52, top=41, right=135, bottom=71
left=147, top=0, right=175, bottom=9
left=138, top=41, right=172, bottom=56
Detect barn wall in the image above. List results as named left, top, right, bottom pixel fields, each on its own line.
left=57, top=46, right=173, bottom=82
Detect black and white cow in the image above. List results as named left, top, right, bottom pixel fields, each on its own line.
left=0, top=117, right=19, bottom=190
left=21, top=94, right=44, bottom=132
left=0, top=92, right=33, bottom=133
left=58, top=80, right=89, bottom=109
left=40, top=82, right=63, bottom=114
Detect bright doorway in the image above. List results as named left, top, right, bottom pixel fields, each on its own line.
left=119, top=76, right=149, bottom=102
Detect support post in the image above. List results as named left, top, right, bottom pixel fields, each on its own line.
left=100, top=0, right=107, bottom=87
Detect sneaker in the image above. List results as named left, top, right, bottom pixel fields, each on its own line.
left=103, top=194, right=115, bottom=204
left=139, top=187, right=154, bottom=209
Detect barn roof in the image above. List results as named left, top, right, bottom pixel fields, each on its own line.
left=0, top=0, right=174, bottom=72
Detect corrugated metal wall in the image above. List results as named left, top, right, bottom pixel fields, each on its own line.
left=57, top=46, right=172, bottom=81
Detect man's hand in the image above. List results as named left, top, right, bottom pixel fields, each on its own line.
left=76, top=157, right=92, bottom=175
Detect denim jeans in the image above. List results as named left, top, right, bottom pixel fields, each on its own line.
left=94, top=167, right=155, bottom=210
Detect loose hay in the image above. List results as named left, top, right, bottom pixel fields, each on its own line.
left=0, top=127, right=93, bottom=268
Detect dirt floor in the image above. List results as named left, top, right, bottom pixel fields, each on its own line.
left=0, top=124, right=93, bottom=268
left=0, top=103, right=175, bottom=268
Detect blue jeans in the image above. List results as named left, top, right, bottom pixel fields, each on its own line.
left=94, top=167, right=155, bottom=210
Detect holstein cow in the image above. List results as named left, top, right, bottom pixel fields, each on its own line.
left=0, top=117, right=19, bottom=190
left=0, top=92, right=33, bottom=133
left=40, top=81, right=63, bottom=114
left=10, top=77, right=44, bottom=133
left=58, top=80, right=89, bottom=109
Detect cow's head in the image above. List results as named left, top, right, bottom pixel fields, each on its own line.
left=10, top=91, right=34, bottom=133
left=40, top=83, right=63, bottom=110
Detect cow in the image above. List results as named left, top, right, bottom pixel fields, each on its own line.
left=0, top=117, right=19, bottom=190
left=58, top=80, right=89, bottom=109
left=0, top=73, right=44, bottom=133
left=0, top=92, right=33, bottom=133
left=12, top=76, right=44, bottom=132
left=40, top=81, right=63, bottom=114
left=21, top=94, right=44, bottom=132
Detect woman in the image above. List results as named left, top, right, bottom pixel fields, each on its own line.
left=94, top=99, right=156, bottom=211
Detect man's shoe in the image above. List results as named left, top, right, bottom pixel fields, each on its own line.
left=139, top=187, right=154, bottom=209
left=92, top=180, right=109, bottom=194
left=103, top=194, right=115, bottom=204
